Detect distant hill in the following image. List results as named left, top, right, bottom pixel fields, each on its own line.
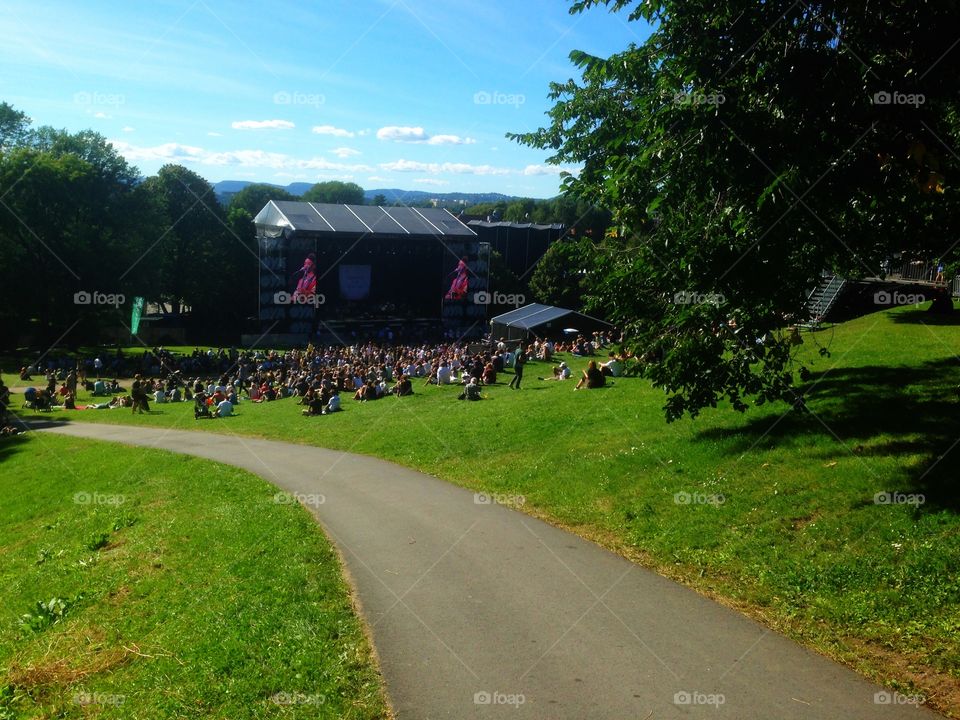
left=212, top=180, right=521, bottom=207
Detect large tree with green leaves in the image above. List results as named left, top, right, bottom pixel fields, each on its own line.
left=139, top=165, right=237, bottom=320
left=302, top=180, right=365, bottom=205
left=512, top=0, right=960, bottom=419
left=0, top=118, right=156, bottom=345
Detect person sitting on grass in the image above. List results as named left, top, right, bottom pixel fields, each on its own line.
left=575, top=360, right=606, bottom=390
left=481, top=361, right=497, bottom=385
left=92, top=378, right=108, bottom=396
left=30, top=388, right=52, bottom=411
left=392, top=374, right=413, bottom=396
left=458, top=376, right=483, bottom=401
left=540, top=361, right=571, bottom=381
left=437, top=360, right=452, bottom=385
left=19, top=366, right=32, bottom=381
left=354, top=380, right=379, bottom=402
left=600, top=352, right=623, bottom=377
left=301, top=388, right=323, bottom=416
left=325, top=388, right=341, bottom=414
left=214, top=396, right=233, bottom=418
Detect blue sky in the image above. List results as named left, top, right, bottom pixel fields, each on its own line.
left=0, top=0, right=651, bottom=198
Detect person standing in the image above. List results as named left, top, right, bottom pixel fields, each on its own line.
left=509, top=344, right=527, bottom=390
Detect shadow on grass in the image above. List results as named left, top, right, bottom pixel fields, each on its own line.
left=0, top=430, right=32, bottom=466
left=890, top=308, right=960, bottom=326
left=695, top=357, right=960, bottom=512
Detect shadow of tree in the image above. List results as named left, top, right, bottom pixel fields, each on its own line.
left=695, top=357, right=960, bottom=512
left=0, top=427, right=35, bottom=466
left=890, top=308, right=960, bottom=326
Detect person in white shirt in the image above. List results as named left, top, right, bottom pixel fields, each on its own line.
left=215, top=398, right=233, bottom=417
left=325, top=390, right=341, bottom=413
left=541, top=361, right=572, bottom=381
left=600, top=353, right=622, bottom=377
left=437, top=362, right=452, bottom=385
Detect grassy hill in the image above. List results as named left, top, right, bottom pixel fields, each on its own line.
left=8, top=304, right=960, bottom=715
left=0, top=436, right=389, bottom=719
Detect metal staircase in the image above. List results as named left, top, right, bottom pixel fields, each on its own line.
left=805, top=273, right=846, bottom=324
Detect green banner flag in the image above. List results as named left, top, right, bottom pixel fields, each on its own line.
left=130, top=296, right=145, bottom=335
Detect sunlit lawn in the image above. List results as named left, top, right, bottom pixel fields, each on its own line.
left=0, top=436, right=389, bottom=719
left=8, top=303, right=960, bottom=715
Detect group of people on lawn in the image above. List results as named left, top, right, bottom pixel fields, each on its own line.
left=10, top=330, right=626, bottom=421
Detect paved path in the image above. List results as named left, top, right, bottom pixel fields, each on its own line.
left=33, top=423, right=940, bottom=719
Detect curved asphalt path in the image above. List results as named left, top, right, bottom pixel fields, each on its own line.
left=32, top=422, right=940, bottom=720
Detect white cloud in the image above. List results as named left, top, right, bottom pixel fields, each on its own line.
left=231, top=119, right=295, bottom=130
left=331, top=147, right=360, bottom=158
left=108, top=140, right=206, bottom=163
left=312, top=124, right=354, bottom=138
left=367, top=175, right=388, bottom=182
left=93, top=111, right=110, bottom=119
left=413, top=178, right=449, bottom=186
left=380, top=159, right=510, bottom=176
left=108, top=139, right=373, bottom=173
left=207, top=131, right=222, bottom=137
left=121, top=126, right=135, bottom=133
left=357, top=129, right=371, bottom=136
left=426, top=134, right=476, bottom=146
left=523, top=164, right=581, bottom=176
left=376, top=126, right=475, bottom=145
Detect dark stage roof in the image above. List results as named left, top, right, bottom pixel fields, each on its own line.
left=490, top=303, right=612, bottom=339
left=255, top=201, right=476, bottom=238
left=467, top=220, right=564, bottom=231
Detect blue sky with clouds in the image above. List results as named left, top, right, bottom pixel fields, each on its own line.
left=0, top=0, right=650, bottom=197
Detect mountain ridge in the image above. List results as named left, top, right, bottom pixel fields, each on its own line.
left=213, top=180, right=523, bottom=206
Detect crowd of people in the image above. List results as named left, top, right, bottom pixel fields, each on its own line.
left=6, top=330, right=628, bottom=424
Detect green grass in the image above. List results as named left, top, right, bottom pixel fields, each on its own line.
left=0, top=435, right=390, bottom=719
left=8, top=304, right=960, bottom=715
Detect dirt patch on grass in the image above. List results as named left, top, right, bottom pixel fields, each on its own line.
left=7, top=645, right=130, bottom=688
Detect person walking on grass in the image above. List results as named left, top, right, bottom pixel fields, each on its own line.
left=509, top=344, right=527, bottom=390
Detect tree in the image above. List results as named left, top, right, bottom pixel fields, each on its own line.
left=372, top=193, right=387, bottom=206
left=0, top=119, right=156, bottom=346
left=512, top=0, right=960, bottom=420
left=139, top=165, right=235, bottom=320
left=0, top=102, right=30, bottom=151
left=529, top=239, right=592, bottom=309
left=302, top=181, right=365, bottom=205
